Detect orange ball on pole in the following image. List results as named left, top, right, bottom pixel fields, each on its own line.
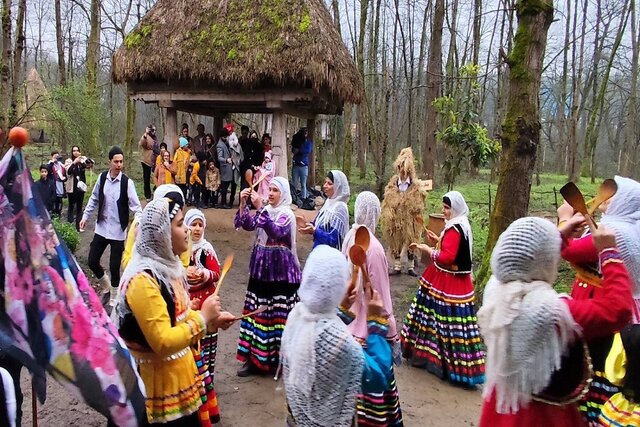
left=8, top=126, right=30, bottom=148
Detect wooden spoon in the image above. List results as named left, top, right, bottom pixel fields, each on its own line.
left=349, top=244, right=371, bottom=295
left=587, top=178, right=617, bottom=215
left=213, top=254, right=234, bottom=296
left=251, top=172, right=269, bottom=190
left=244, top=169, right=253, bottom=189
left=354, top=225, right=371, bottom=251
left=233, top=305, right=267, bottom=321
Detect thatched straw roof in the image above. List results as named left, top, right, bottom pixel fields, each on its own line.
left=112, top=0, right=363, bottom=111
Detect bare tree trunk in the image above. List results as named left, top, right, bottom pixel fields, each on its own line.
left=1, top=0, right=12, bottom=130
left=55, top=0, right=67, bottom=87
left=422, top=0, right=444, bottom=179
left=554, top=0, right=571, bottom=174
left=567, top=0, right=588, bottom=182
left=476, top=0, right=554, bottom=287
left=581, top=2, right=629, bottom=182
left=10, top=0, right=26, bottom=124
left=87, top=0, right=101, bottom=93
left=623, top=0, right=639, bottom=177
left=356, top=0, right=369, bottom=179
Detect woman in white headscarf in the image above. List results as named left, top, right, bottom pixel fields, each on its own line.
left=477, top=216, right=633, bottom=427
left=281, top=245, right=392, bottom=427
left=299, top=170, right=350, bottom=250
left=234, top=177, right=302, bottom=377
left=341, top=192, right=403, bottom=427
left=113, top=197, right=235, bottom=425
left=184, top=208, right=221, bottom=425
left=401, top=191, right=485, bottom=388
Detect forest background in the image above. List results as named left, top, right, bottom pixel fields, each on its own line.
left=0, top=0, right=637, bottom=287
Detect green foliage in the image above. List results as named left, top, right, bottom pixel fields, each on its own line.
left=51, top=217, right=80, bottom=253
left=124, top=25, right=152, bottom=49
left=434, top=64, right=501, bottom=187
left=298, top=12, right=311, bottom=33
left=45, top=80, right=110, bottom=156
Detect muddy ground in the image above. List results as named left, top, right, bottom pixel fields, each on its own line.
left=20, top=207, right=481, bottom=426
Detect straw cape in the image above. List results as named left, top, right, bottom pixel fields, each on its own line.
left=112, top=0, right=363, bottom=112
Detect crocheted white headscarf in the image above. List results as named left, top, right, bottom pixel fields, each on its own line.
left=442, top=191, right=473, bottom=258
left=153, top=184, right=183, bottom=201
left=316, top=170, right=350, bottom=248
left=281, top=245, right=364, bottom=426
left=600, top=176, right=640, bottom=299
left=477, top=217, right=582, bottom=414
left=343, top=191, right=380, bottom=251
left=113, top=198, right=188, bottom=328
left=184, top=208, right=217, bottom=262
left=259, top=176, right=298, bottom=266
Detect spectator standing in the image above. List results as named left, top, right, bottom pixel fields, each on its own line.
left=35, top=164, right=56, bottom=213
left=138, top=124, right=157, bottom=201
left=192, top=123, right=206, bottom=155
left=240, top=127, right=264, bottom=191
left=79, top=146, right=142, bottom=307
left=48, top=150, right=67, bottom=217
left=217, top=128, right=235, bottom=209
left=173, top=137, right=191, bottom=197
left=291, top=128, right=312, bottom=202
left=66, top=146, right=88, bottom=231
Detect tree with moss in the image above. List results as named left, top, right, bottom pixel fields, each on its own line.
left=475, top=0, right=554, bottom=287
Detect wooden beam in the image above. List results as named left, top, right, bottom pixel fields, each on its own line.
left=164, top=107, right=177, bottom=154
left=129, top=89, right=317, bottom=103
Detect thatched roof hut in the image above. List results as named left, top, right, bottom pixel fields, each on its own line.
left=113, top=0, right=361, bottom=177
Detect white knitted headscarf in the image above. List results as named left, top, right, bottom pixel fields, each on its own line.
left=442, top=191, right=473, bottom=258
left=477, top=217, right=582, bottom=414
left=343, top=191, right=380, bottom=251
left=600, top=176, right=640, bottom=300
left=184, top=208, right=217, bottom=264
left=316, top=170, right=350, bottom=248
left=281, top=245, right=364, bottom=426
left=260, top=176, right=298, bottom=266
left=113, top=198, right=187, bottom=328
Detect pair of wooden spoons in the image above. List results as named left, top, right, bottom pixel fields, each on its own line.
left=560, top=179, right=617, bottom=229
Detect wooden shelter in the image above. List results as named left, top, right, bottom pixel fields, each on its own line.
left=112, top=0, right=363, bottom=179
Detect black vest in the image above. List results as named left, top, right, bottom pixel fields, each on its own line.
left=620, top=325, right=640, bottom=403
left=97, top=171, right=130, bottom=231
left=453, top=224, right=473, bottom=271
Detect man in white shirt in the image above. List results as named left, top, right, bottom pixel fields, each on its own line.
left=79, top=146, right=142, bottom=307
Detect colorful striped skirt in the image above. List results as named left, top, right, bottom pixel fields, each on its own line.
left=599, top=393, right=640, bottom=426
left=579, top=370, right=619, bottom=426
left=195, top=332, right=219, bottom=426
left=356, top=372, right=403, bottom=426
left=400, top=276, right=485, bottom=387
left=237, top=278, right=299, bottom=372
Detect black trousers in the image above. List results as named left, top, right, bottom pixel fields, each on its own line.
left=220, top=180, right=237, bottom=207
left=87, top=233, right=125, bottom=287
left=52, top=195, right=64, bottom=217
left=193, top=184, right=203, bottom=205
left=67, top=191, right=85, bottom=231
left=141, top=162, right=153, bottom=200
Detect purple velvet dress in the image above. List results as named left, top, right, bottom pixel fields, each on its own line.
left=234, top=206, right=301, bottom=372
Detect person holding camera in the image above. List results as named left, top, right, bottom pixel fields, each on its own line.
left=65, top=145, right=89, bottom=231
left=48, top=150, right=67, bottom=217
left=139, top=124, right=158, bottom=201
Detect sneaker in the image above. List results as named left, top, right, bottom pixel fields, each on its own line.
left=407, top=269, right=418, bottom=277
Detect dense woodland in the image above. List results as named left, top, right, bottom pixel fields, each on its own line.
left=0, top=0, right=637, bottom=278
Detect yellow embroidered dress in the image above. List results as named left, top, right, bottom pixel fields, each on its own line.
left=122, top=272, right=206, bottom=423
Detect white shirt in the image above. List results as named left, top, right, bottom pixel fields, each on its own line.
left=398, top=177, right=411, bottom=192
left=82, top=171, right=142, bottom=241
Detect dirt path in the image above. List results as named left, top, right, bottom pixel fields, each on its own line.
left=20, top=207, right=482, bottom=426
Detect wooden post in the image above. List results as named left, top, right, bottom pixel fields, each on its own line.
left=272, top=111, right=287, bottom=178
left=306, top=116, right=316, bottom=190
left=213, top=116, right=223, bottom=141
left=164, top=107, right=177, bottom=154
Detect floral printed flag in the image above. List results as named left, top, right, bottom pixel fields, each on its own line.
left=0, top=145, right=146, bottom=426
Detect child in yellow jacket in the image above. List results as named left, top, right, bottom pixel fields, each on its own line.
left=190, top=152, right=208, bottom=209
